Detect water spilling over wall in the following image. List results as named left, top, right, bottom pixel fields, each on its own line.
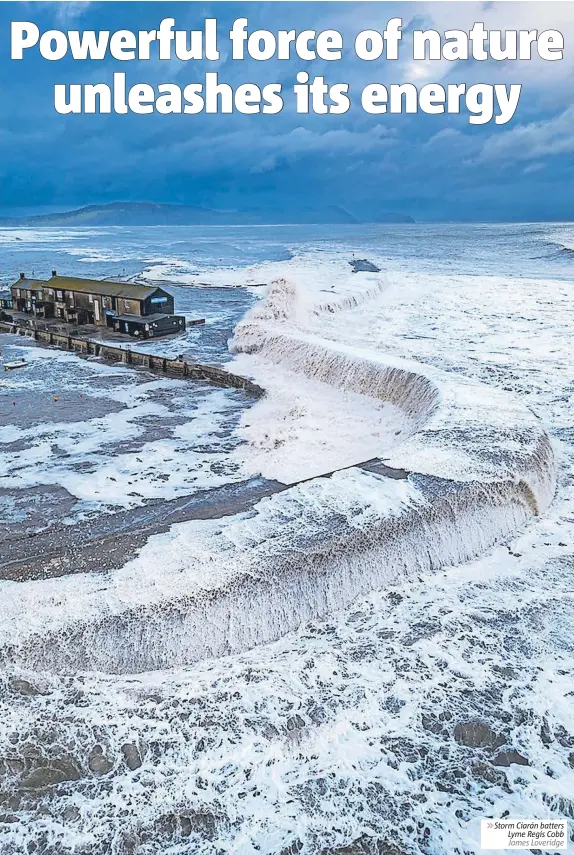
left=0, top=277, right=557, bottom=675
left=0, top=228, right=570, bottom=855
left=232, top=328, right=440, bottom=430
left=0, top=469, right=551, bottom=675
left=231, top=278, right=555, bottom=503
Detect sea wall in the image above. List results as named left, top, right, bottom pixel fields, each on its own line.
left=232, top=328, right=440, bottom=430
left=0, top=469, right=550, bottom=674
left=0, top=281, right=558, bottom=675
left=0, top=321, right=263, bottom=396
left=0, top=374, right=556, bottom=675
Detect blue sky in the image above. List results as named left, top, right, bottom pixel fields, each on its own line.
left=0, top=1, right=573, bottom=221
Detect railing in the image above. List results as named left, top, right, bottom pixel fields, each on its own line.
left=0, top=320, right=264, bottom=397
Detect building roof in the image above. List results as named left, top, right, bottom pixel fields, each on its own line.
left=12, top=278, right=46, bottom=292
left=51, top=276, right=162, bottom=300
left=12, top=275, right=165, bottom=301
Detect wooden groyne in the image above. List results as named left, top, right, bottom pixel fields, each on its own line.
left=0, top=321, right=264, bottom=397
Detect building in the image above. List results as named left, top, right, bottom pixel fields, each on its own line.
left=10, top=271, right=186, bottom=339
left=0, top=290, right=12, bottom=311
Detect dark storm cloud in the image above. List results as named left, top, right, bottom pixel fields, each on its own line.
left=0, top=1, right=572, bottom=220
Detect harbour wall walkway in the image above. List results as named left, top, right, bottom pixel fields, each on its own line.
left=0, top=320, right=264, bottom=396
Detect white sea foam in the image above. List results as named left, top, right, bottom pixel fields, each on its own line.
left=0, top=225, right=570, bottom=855
left=0, top=341, right=249, bottom=509
left=0, top=484, right=572, bottom=854
left=233, top=358, right=410, bottom=483
left=145, top=251, right=387, bottom=297
left=139, top=257, right=203, bottom=285
left=0, top=227, right=107, bottom=245
left=0, top=269, right=556, bottom=675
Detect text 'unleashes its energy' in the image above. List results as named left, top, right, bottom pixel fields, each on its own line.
left=9, top=17, right=565, bottom=123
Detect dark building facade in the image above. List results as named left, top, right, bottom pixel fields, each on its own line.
left=10, top=272, right=185, bottom=338
left=111, top=313, right=186, bottom=337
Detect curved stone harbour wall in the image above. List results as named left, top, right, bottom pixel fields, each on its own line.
left=231, top=320, right=556, bottom=511
left=232, top=328, right=441, bottom=430
left=0, top=468, right=553, bottom=675
left=0, top=295, right=558, bottom=675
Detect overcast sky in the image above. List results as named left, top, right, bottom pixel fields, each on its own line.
left=0, top=1, right=572, bottom=221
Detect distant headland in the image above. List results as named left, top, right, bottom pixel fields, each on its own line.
left=0, top=201, right=415, bottom=228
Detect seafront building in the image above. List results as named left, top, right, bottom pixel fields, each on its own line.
left=10, top=271, right=186, bottom=339
left=0, top=290, right=12, bottom=312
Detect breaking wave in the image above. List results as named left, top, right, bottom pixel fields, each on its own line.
left=540, top=227, right=574, bottom=257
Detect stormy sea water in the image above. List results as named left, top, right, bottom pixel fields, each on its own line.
left=0, top=223, right=573, bottom=854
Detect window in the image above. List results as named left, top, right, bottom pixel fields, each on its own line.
left=122, top=299, right=139, bottom=315
left=88, top=294, right=94, bottom=303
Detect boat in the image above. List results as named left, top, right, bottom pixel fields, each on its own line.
left=3, top=359, right=28, bottom=371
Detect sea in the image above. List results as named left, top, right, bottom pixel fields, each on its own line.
left=0, top=222, right=573, bottom=854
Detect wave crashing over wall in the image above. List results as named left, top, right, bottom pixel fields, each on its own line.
left=0, top=277, right=557, bottom=674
